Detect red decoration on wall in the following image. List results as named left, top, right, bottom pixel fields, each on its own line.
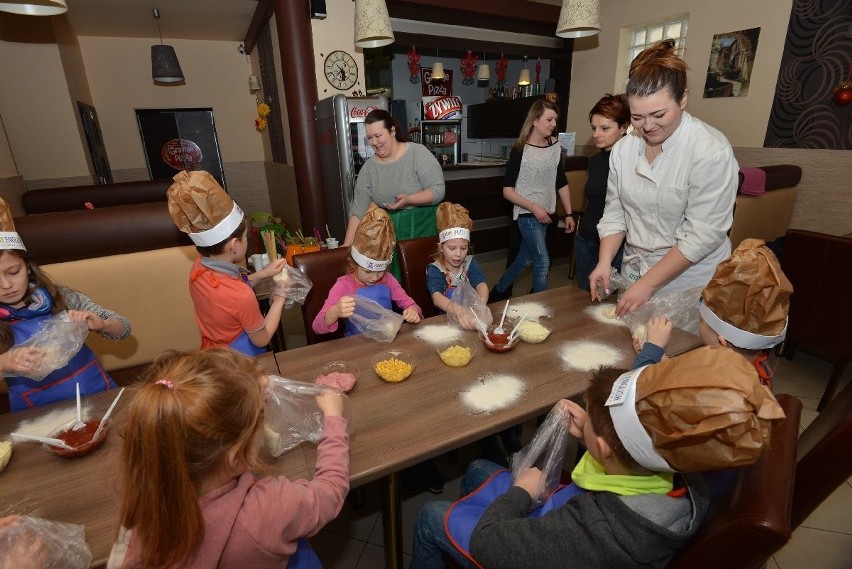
left=460, top=51, right=479, bottom=85
left=496, top=53, right=508, bottom=84
left=535, top=57, right=542, bottom=85
left=407, top=46, right=421, bottom=84
left=833, top=61, right=852, bottom=107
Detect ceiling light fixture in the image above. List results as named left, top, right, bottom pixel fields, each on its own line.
left=518, top=56, right=531, bottom=86
left=0, top=0, right=67, bottom=16
left=477, top=52, right=490, bottom=83
left=432, top=48, right=445, bottom=80
left=354, top=0, right=395, bottom=48
left=555, top=0, right=601, bottom=39
left=151, top=8, right=184, bottom=84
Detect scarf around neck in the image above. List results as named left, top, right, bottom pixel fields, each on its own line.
left=571, top=451, right=673, bottom=496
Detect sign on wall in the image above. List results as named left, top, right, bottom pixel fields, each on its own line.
left=421, top=67, right=453, bottom=97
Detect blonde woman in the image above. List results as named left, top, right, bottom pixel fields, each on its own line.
left=490, top=100, right=575, bottom=301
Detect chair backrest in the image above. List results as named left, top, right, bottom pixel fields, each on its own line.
left=396, top=236, right=439, bottom=319
left=293, top=247, right=351, bottom=345
left=667, top=393, right=802, bottom=569
left=792, top=378, right=852, bottom=529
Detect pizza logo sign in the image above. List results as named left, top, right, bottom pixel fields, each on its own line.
left=161, top=139, right=203, bottom=170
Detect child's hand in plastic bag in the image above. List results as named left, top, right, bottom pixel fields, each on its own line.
left=316, top=391, right=345, bottom=418
left=0, top=346, right=47, bottom=377
left=561, top=399, right=586, bottom=441
left=645, top=316, right=672, bottom=349
left=0, top=515, right=92, bottom=569
left=514, top=466, right=544, bottom=500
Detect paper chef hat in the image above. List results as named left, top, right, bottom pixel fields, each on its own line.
left=0, top=198, right=26, bottom=252
left=167, top=171, right=244, bottom=247
left=606, top=345, right=785, bottom=472
left=700, top=238, right=793, bottom=350
left=351, top=203, right=396, bottom=271
left=436, top=202, right=472, bottom=243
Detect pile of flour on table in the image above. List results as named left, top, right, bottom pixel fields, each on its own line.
left=559, top=341, right=624, bottom=371
left=461, top=374, right=525, bottom=412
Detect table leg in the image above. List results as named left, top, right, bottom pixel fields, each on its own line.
left=381, top=472, right=403, bottom=569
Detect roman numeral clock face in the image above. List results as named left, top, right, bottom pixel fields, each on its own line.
left=324, top=50, right=358, bottom=90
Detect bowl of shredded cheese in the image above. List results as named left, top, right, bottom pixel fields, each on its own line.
left=372, top=350, right=418, bottom=383
left=516, top=320, right=551, bottom=344
left=435, top=337, right=477, bottom=367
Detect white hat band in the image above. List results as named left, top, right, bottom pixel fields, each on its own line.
left=0, top=231, right=26, bottom=251
left=699, top=301, right=787, bottom=350
left=606, top=367, right=674, bottom=472
left=439, top=227, right=471, bottom=243
left=351, top=245, right=391, bottom=272
left=188, top=203, right=244, bottom=247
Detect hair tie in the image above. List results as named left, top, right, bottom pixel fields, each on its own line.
left=155, top=379, right=174, bottom=389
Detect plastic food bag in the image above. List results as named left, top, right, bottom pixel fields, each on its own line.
left=621, top=286, right=704, bottom=340
left=1, top=312, right=88, bottom=381
left=264, top=376, right=352, bottom=457
left=447, top=282, right=493, bottom=331
left=0, top=515, right=92, bottom=569
left=272, top=264, right=313, bottom=309
left=348, top=296, right=404, bottom=343
left=510, top=401, right=572, bottom=509
left=596, top=268, right=633, bottom=301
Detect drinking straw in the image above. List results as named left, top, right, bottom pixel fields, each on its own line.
left=91, top=388, right=125, bottom=443
left=326, top=224, right=332, bottom=239
left=314, top=227, right=322, bottom=242
left=10, top=432, right=74, bottom=450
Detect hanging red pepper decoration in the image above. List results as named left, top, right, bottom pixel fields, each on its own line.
left=535, top=57, right=542, bottom=85
left=496, top=53, right=508, bottom=84
left=460, top=51, right=479, bottom=85
left=408, top=46, right=421, bottom=84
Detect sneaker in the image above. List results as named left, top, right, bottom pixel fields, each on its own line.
left=418, top=460, right=445, bottom=495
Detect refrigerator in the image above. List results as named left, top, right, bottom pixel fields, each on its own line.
left=421, top=96, right=462, bottom=166
left=315, top=94, right=388, bottom=240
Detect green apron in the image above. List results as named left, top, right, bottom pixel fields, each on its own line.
left=387, top=204, right=439, bottom=282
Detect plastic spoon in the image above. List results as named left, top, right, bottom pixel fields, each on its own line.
left=508, top=312, right=531, bottom=343
left=468, top=308, right=493, bottom=346
left=71, top=382, right=85, bottom=431
left=90, top=388, right=125, bottom=444
left=10, top=432, right=74, bottom=450
left=494, top=300, right=510, bottom=334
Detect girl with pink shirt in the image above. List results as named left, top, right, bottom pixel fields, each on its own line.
left=108, top=349, right=349, bottom=569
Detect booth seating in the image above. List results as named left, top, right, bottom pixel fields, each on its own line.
left=21, top=179, right=171, bottom=214
left=8, top=202, right=200, bottom=389
left=397, top=237, right=440, bottom=320
left=293, top=246, right=351, bottom=345
left=729, top=164, right=801, bottom=248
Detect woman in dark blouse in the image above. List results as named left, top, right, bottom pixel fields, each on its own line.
left=574, top=94, right=630, bottom=291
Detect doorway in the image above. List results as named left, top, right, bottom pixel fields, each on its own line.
left=78, top=102, right=112, bottom=184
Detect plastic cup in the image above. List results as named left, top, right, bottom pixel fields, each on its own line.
left=326, top=238, right=339, bottom=249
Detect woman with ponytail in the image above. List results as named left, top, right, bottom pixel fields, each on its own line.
left=108, top=349, right=349, bottom=569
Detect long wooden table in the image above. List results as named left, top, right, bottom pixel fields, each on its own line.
left=275, top=286, right=702, bottom=569
left=0, top=352, right=309, bottom=568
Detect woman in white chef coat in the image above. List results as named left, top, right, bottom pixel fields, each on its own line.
left=589, top=39, right=738, bottom=317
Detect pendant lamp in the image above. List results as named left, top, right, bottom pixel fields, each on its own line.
left=151, top=8, right=184, bottom=84
left=518, top=56, right=531, bottom=86
left=354, top=0, right=395, bottom=48
left=432, top=48, right=445, bottom=80
left=556, top=0, right=601, bottom=39
left=0, top=0, right=66, bottom=16
left=477, top=51, right=490, bottom=82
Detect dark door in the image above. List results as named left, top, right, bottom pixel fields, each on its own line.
left=136, top=108, right=226, bottom=188
left=78, top=102, right=112, bottom=184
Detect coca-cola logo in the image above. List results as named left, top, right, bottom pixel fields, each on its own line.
left=161, top=139, right=203, bottom=170
left=350, top=105, right=379, bottom=119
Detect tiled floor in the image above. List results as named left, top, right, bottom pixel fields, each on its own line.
left=279, top=256, right=852, bottom=569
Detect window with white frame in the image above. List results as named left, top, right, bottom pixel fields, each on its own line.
left=628, top=16, right=689, bottom=67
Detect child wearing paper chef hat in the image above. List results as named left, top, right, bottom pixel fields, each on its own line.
left=167, top=171, right=288, bottom=356
left=426, top=202, right=489, bottom=316
left=410, top=346, right=786, bottom=569
left=313, top=203, right=422, bottom=337
left=634, top=239, right=793, bottom=388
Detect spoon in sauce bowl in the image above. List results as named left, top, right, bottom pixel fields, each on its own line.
left=71, top=383, right=86, bottom=431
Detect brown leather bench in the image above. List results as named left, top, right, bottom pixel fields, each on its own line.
left=22, top=179, right=171, bottom=215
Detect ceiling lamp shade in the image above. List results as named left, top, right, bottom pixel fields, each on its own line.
left=354, top=0, right=395, bottom=48
left=477, top=63, right=490, bottom=82
left=556, top=0, right=601, bottom=39
left=152, top=45, right=184, bottom=83
left=431, top=61, right=445, bottom=80
left=0, top=0, right=67, bottom=16
left=518, top=68, right=531, bottom=86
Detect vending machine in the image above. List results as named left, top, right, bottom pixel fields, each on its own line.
left=315, top=94, right=388, bottom=239
left=421, top=95, right=463, bottom=166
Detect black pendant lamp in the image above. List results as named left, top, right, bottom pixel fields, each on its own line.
left=151, top=8, right=184, bottom=84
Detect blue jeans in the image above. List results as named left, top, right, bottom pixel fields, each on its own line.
left=409, top=460, right=503, bottom=569
left=495, top=216, right=550, bottom=294
left=574, top=233, right=624, bottom=292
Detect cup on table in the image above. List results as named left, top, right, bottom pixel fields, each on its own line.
left=261, top=253, right=270, bottom=268
left=326, top=238, right=339, bottom=249
left=250, top=253, right=264, bottom=270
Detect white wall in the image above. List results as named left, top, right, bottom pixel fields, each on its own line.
left=568, top=0, right=794, bottom=148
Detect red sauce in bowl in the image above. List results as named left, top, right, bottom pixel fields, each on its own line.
left=480, top=328, right=518, bottom=353
left=50, top=419, right=109, bottom=459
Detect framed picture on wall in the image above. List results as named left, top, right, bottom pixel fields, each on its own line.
left=704, top=28, right=761, bottom=98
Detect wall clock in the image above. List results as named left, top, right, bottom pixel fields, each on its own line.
left=324, top=50, right=358, bottom=90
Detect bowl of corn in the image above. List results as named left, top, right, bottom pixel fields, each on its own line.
left=372, top=350, right=418, bottom=383
left=435, top=337, right=477, bottom=367
left=516, top=320, right=551, bottom=344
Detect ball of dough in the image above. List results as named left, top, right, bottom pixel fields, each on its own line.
left=602, top=306, right=617, bottom=319
left=0, top=440, right=12, bottom=472
left=272, top=268, right=290, bottom=283
left=633, top=324, right=647, bottom=345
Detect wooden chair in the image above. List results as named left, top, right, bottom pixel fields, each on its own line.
left=779, top=229, right=852, bottom=410
left=396, top=236, right=439, bottom=319
left=292, top=246, right=351, bottom=345
left=791, top=378, right=852, bottom=529
left=667, top=393, right=802, bottom=569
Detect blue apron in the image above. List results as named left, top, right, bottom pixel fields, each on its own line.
left=5, top=315, right=116, bottom=412
left=445, top=469, right=585, bottom=566
left=343, top=283, right=393, bottom=336
left=285, top=538, right=323, bottom=569
left=229, top=330, right=266, bottom=356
